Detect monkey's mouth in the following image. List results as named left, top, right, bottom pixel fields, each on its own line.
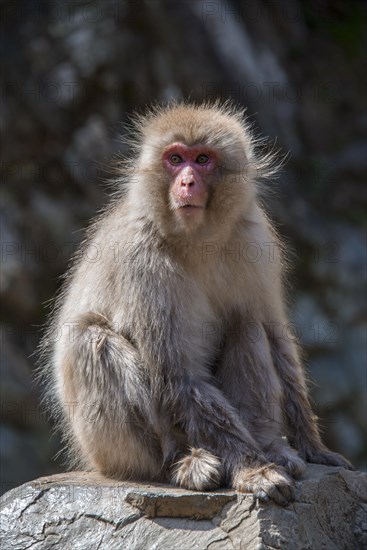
left=177, top=204, right=205, bottom=210
left=177, top=205, right=205, bottom=216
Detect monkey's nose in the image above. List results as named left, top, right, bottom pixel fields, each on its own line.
left=181, top=177, right=195, bottom=187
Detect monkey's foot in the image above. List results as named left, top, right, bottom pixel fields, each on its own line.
left=265, top=446, right=306, bottom=479
left=301, top=447, right=354, bottom=470
left=171, top=448, right=222, bottom=491
left=233, top=463, right=294, bottom=506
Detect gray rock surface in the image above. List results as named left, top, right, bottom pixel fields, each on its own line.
left=1, top=465, right=366, bottom=550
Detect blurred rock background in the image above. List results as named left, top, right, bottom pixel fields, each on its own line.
left=1, top=0, right=366, bottom=493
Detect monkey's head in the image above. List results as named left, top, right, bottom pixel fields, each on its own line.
left=127, top=103, right=274, bottom=242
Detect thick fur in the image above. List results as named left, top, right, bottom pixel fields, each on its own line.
left=40, top=102, right=353, bottom=505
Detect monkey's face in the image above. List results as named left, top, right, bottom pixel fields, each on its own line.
left=132, top=104, right=259, bottom=240
left=162, top=142, right=218, bottom=228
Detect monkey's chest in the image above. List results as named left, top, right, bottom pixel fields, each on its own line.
left=180, top=265, right=248, bottom=372
left=195, top=259, right=251, bottom=317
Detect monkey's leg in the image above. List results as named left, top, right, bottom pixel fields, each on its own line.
left=62, top=315, right=292, bottom=503
left=60, top=313, right=259, bottom=493
left=215, top=317, right=305, bottom=480
left=59, top=312, right=165, bottom=481
left=266, top=321, right=354, bottom=470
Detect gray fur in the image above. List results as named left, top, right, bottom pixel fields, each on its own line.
left=40, top=102, right=353, bottom=505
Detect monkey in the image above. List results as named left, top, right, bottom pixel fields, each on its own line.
left=40, top=102, right=353, bottom=506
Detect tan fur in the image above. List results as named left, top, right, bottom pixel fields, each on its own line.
left=40, top=102, right=353, bottom=506
left=172, top=448, right=222, bottom=491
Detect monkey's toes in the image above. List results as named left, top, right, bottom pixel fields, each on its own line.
left=304, top=448, right=355, bottom=471
left=171, top=448, right=222, bottom=491
left=234, top=464, right=295, bottom=506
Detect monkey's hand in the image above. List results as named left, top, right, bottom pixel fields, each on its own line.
left=233, top=463, right=294, bottom=506
left=300, top=445, right=355, bottom=470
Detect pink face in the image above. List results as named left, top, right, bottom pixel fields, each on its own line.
left=162, top=143, right=218, bottom=217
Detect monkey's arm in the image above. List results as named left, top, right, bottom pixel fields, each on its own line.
left=163, top=368, right=264, bottom=463
left=137, top=317, right=267, bottom=476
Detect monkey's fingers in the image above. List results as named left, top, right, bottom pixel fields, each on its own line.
left=265, top=448, right=306, bottom=479
left=233, top=464, right=295, bottom=506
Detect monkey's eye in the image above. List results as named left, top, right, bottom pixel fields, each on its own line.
left=169, top=154, right=183, bottom=164
left=196, top=154, right=209, bottom=164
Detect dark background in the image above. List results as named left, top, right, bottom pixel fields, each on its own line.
left=1, top=0, right=366, bottom=494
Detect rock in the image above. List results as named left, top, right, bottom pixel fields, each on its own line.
left=1, top=465, right=366, bottom=549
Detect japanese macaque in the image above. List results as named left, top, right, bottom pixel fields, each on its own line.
left=41, top=102, right=353, bottom=506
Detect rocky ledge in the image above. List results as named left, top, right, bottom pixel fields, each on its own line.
left=1, top=465, right=366, bottom=549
